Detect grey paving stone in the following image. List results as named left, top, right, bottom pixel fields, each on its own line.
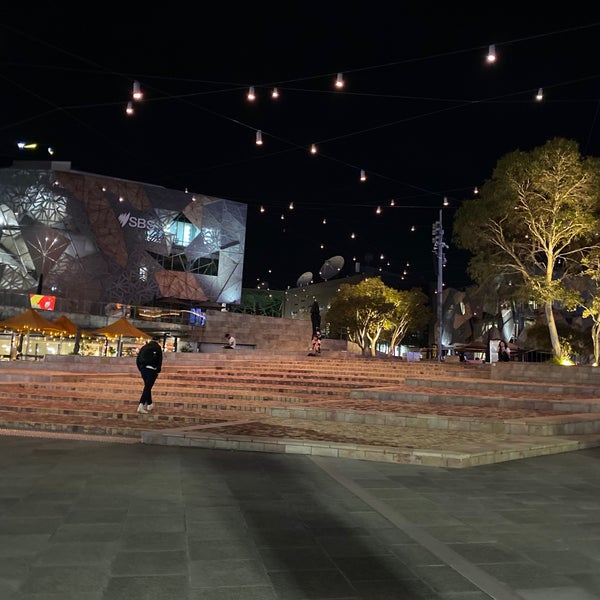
left=189, top=558, right=269, bottom=588
left=110, top=550, right=188, bottom=576
left=189, top=587, right=277, bottom=600
left=189, top=538, right=260, bottom=561
left=18, top=565, right=108, bottom=594
left=34, top=541, right=118, bottom=565
left=267, top=569, right=358, bottom=599
left=102, top=574, right=190, bottom=600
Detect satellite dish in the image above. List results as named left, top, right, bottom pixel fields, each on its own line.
left=296, top=271, right=313, bottom=287
left=319, top=255, right=344, bottom=280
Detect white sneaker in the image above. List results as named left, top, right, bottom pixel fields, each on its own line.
left=146, top=404, right=153, bottom=412
left=137, top=404, right=148, bottom=414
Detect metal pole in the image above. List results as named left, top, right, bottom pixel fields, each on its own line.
left=437, top=208, right=444, bottom=362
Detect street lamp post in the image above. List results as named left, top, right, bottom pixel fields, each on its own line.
left=432, top=208, right=446, bottom=362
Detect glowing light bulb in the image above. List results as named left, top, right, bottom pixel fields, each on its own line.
left=132, top=81, right=143, bottom=101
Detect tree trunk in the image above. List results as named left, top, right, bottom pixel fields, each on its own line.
left=545, top=301, right=562, bottom=359
left=592, top=320, right=600, bottom=366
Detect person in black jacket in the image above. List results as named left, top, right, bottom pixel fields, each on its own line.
left=136, top=337, right=163, bottom=414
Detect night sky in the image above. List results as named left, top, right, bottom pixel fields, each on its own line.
left=1, top=7, right=599, bottom=294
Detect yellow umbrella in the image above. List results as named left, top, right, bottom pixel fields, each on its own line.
left=52, top=315, right=80, bottom=337
left=86, top=317, right=150, bottom=357
left=0, top=308, right=65, bottom=335
left=87, top=317, right=150, bottom=339
left=0, top=308, right=65, bottom=360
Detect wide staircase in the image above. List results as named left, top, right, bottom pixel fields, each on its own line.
left=1, top=352, right=600, bottom=468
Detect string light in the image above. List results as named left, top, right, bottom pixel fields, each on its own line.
left=132, top=81, right=143, bottom=101
left=126, top=101, right=134, bottom=115
left=255, top=130, right=263, bottom=145
left=288, top=201, right=294, bottom=210
left=247, top=86, right=256, bottom=101
left=535, top=87, right=544, bottom=101
left=486, top=44, right=496, bottom=63
left=310, top=144, right=317, bottom=154
left=335, top=72, right=344, bottom=88
left=271, top=87, right=279, bottom=99
left=360, top=169, right=366, bottom=182
left=443, top=196, right=449, bottom=206
left=259, top=205, right=265, bottom=213
left=376, top=206, right=381, bottom=214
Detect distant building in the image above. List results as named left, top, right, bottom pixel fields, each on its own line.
left=0, top=161, right=247, bottom=310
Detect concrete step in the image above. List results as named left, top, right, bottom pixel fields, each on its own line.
left=2, top=357, right=600, bottom=469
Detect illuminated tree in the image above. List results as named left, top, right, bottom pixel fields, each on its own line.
left=326, top=277, right=429, bottom=356
left=579, top=252, right=600, bottom=365
left=383, top=287, right=430, bottom=356
left=453, top=138, right=600, bottom=360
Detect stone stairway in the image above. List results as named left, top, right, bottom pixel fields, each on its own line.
left=1, top=354, right=600, bottom=468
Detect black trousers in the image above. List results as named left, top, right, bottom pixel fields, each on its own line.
left=139, top=368, right=158, bottom=405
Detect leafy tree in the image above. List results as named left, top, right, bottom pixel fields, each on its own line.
left=383, top=287, right=430, bottom=356
left=579, top=252, right=600, bottom=365
left=326, top=277, right=396, bottom=356
left=325, top=277, right=429, bottom=356
left=453, top=138, right=600, bottom=360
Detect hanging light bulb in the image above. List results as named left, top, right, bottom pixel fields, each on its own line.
left=280, top=214, right=285, bottom=220
left=376, top=206, right=381, bottom=214
left=443, top=196, right=449, bottom=206
left=126, top=101, right=134, bottom=115
left=247, top=86, right=256, bottom=101
left=360, top=169, right=366, bottom=182
left=535, top=87, right=544, bottom=101
left=335, top=72, right=344, bottom=88
left=132, top=81, right=143, bottom=101
left=271, top=87, right=279, bottom=99
left=390, top=199, right=395, bottom=206
left=310, top=144, right=317, bottom=154
left=255, top=130, right=263, bottom=145
left=322, top=217, right=327, bottom=224
left=473, top=186, right=479, bottom=195
left=486, top=44, right=496, bottom=63
left=410, top=225, right=416, bottom=232
left=289, top=201, right=294, bottom=210
left=350, top=232, right=356, bottom=239
left=259, top=205, right=265, bottom=213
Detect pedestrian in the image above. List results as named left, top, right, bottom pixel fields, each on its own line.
left=136, top=336, right=163, bottom=413
left=308, top=331, right=321, bottom=356
left=498, top=340, right=511, bottom=362
left=310, top=300, right=321, bottom=336
left=223, top=332, right=236, bottom=349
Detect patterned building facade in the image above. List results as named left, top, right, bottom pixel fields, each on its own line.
left=0, top=161, right=247, bottom=309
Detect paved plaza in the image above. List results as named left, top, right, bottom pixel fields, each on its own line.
left=1, top=431, right=600, bottom=599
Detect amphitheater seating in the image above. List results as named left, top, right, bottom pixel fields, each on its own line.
left=1, top=353, right=600, bottom=467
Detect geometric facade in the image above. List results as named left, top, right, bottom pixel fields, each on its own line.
left=0, top=161, right=247, bottom=307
